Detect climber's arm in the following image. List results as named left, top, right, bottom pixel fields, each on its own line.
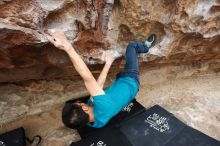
left=97, top=62, right=112, bottom=88
left=97, top=51, right=115, bottom=88
left=65, top=48, right=105, bottom=96
left=46, top=29, right=104, bottom=96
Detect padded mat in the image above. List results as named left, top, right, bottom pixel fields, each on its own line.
left=120, top=105, right=220, bottom=146
left=70, top=127, right=132, bottom=146
left=0, top=127, right=26, bottom=146
left=165, top=126, right=220, bottom=146
left=120, top=105, right=186, bottom=146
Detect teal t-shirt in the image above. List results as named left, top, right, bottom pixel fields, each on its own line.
left=87, top=77, right=139, bottom=128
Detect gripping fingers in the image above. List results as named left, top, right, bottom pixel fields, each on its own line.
left=46, top=35, right=57, bottom=46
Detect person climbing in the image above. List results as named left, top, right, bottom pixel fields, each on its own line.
left=46, top=29, right=156, bottom=128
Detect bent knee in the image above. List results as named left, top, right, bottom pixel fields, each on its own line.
left=128, top=42, right=137, bottom=48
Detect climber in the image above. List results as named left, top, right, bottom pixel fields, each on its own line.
left=46, top=29, right=156, bottom=128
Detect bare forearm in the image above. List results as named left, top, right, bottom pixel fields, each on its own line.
left=97, top=63, right=112, bottom=88
left=89, top=62, right=111, bottom=100
left=65, top=46, right=105, bottom=96
left=46, top=29, right=104, bottom=96
left=65, top=46, right=95, bottom=81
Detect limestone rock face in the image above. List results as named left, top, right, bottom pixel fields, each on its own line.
left=0, top=1, right=220, bottom=145
left=0, top=0, right=220, bottom=82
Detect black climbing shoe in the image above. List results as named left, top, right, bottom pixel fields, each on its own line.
left=145, top=34, right=156, bottom=48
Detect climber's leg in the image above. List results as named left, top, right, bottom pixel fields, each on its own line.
left=116, top=42, right=149, bottom=85
left=116, top=34, right=156, bottom=85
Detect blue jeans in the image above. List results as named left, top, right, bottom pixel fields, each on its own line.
left=116, top=42, right=149, bottom=86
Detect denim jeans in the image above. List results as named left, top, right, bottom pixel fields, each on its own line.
left=116, top=42, right=149, bottom=86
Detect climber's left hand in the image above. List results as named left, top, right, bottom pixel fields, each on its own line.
left=46, top=29, right=72, bottom=50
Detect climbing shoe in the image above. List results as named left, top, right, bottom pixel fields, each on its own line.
left=144, top=34, right=156, bottom=48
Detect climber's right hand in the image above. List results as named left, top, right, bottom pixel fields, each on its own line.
left=45, top=29, right=72, bottom=51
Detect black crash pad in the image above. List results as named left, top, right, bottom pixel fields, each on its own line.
left=121, top=105, right=220, bottom=146
left=165, top=126, right=220, bottom=146
left=120, top=105, right=187, bottom=146
left=70, top=104, right=220, bottom=146
left=70, top=127, right=132, bottom=146
left=0, top=127, right=26, bottom=146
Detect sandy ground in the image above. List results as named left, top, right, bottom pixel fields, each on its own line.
left=0, top=65, right=220, bottom=146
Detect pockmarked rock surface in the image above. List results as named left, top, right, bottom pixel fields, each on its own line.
left=0, top=0, right=220, bottom=146
left=0, top=0, right=219, bottom=82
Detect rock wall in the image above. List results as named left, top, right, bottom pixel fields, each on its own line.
left=0, top=0, right=219, bottom=82
left=0, top=1, right=220, bottom=145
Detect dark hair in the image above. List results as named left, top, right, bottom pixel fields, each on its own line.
left=62, top=102, right=89, bottom=129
